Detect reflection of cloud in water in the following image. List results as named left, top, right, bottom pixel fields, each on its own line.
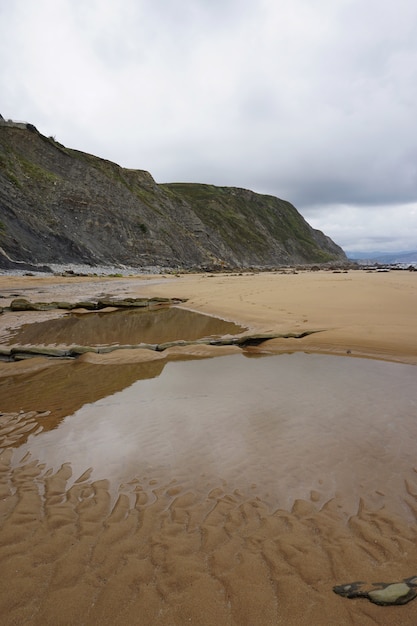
left=12, top=353, right=417, bottom=518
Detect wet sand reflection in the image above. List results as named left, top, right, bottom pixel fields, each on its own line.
left=1, top=353, right=417, bottom=625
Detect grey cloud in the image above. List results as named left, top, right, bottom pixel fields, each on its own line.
left=1, top=0, right=417, bottom=252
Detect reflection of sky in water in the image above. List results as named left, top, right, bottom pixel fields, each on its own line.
left=12, top=354, right=417, bottom=516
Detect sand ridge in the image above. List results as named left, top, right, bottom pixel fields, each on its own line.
left=1, top=449, right=417, bottom=625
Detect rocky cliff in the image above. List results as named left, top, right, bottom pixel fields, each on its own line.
left=0, top=121, right=346, bottom=270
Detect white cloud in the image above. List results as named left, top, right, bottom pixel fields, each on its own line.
left=304, top=203, right=417, bottom=253
left=1, top=0, right=417, bottom=252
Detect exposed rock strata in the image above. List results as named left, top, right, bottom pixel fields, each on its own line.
left=1, top=331, right=321, bottom=362
left=0, top=297, right=321, bottom=361
left=8, top=296, right=184, bottom=311
left=0, top=122, right=347, bottom=269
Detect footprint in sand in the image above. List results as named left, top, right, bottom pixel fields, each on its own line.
left=333, top=576, right=417, bottom=606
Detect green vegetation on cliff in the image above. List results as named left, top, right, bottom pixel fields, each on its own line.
left=0, top=121, right=346, bottom=269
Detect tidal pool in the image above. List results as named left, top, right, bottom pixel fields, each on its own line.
left=9, top=353, right=417, bottom=520
left=5, top=306, right=246, bottom=346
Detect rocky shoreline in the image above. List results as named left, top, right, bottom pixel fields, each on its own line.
left=2, top=259, right=415, bottom=280
left=0, top=261, right=168, bottom=277
left=0, top=296, right=319, bottom=362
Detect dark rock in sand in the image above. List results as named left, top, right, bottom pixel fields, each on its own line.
left=73, top=301, right=101, bottom=310
left=333, top=576, right=417, bottom=606
left=97, top=297, right=150, bottom=309
left=54, top=301, right=78, bottom=310
left=8, top=296, right=187, bottom=313
left=68, top=346, right=99, bottom=355
left=10, top=298, right=55, bottom=311
left=10, top=346, right=69, bottom=358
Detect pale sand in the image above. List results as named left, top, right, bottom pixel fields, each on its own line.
left=139, top=270, right=417, bottom=364
left=1, top=269, right=416, bottom=364
left=1, top=269, right=417, bottom=625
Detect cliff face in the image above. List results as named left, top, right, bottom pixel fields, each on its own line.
left=0, top=122, right=346, bottom=269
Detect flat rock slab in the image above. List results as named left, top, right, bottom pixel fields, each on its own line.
left=1, top=331, right=322, bottom=362
left=9, top=297, right=186, bottom=311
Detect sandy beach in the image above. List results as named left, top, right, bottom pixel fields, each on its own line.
left=1, top=269, right=417, bottom=625
left=1, top=268, right=416, bottom=364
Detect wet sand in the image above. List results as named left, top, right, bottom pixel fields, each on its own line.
left=1, top=270, right=417, bottom=625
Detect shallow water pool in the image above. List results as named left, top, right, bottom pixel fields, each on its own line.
left=5, top=306, right=245, bottom=346
left=9, top=352, right=417, bottom=519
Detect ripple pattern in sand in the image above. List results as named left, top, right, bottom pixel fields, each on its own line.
left=1, top=354, right=417, bottom=625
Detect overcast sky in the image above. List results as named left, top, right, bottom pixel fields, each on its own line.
left=1, top=0, right=417, bottom=254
